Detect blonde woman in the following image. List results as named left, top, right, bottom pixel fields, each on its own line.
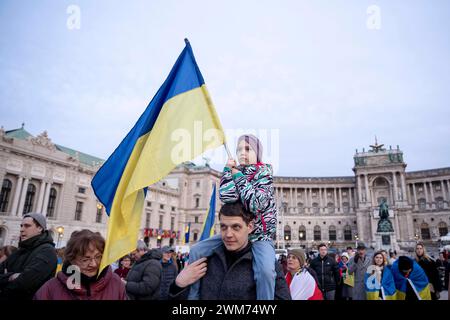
left=415, top=242, right=441, bottom=300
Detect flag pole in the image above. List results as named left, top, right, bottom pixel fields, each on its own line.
left=223, top=143, right=232, bottom=159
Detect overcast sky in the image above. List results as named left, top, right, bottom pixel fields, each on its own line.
left=1, top=0, right=449, bottom=177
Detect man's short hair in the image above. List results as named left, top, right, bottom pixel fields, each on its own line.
left=219, top=202, right=253, bottom=225
left=318, top=243, right=327, bottom=249
left=136, top=240, right=148, bottom=251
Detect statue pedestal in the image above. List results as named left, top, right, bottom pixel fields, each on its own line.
left=374, top=232, right=399, bottom=252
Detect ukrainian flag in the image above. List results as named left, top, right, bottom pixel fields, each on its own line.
left=199, top=184, right=217, bottom=241
left=184, top=222, right=191, bottom=244
left=365, top=265, right=397, bottom=300
left=92, top=39, right=225, bottom=273
left=391, top=258, right=431, bottom=300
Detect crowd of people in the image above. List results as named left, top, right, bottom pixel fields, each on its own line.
left=0, top=134, right=449, bottom=300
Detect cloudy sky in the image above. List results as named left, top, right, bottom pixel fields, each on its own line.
left=1, top=0, right=449, bottom=177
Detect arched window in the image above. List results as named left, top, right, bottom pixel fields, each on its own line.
left=0, top=179, right=12, bottom=212
left=313, top=225, right=321, bottom=241
left=297, top=202, right=304, bottom=214
left=46, top=188, right=57, bottom=218
left=312, top=203, right=319, bottom=214
left=23, top=184, right=36, bottom=214
left=298, top=225, right=306, bottom=240
left=327, top=202, right=335, bottom=214
left=329, top=225, right=337, bottom=241
left=193, top=231, right=198, bottom=242
left=96, top=204, right=103, bottom=223
left=438, top=222, right=448, bottom=237
left=420, top=223, right=431, bottom=240
left=284, top=225, right=291, bottom=241
left=194, top=195, right=200, bottom=208
left=344, top=225, right=352, bottom=241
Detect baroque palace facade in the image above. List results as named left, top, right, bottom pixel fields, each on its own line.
left=1, top=126, right=449, bottom=253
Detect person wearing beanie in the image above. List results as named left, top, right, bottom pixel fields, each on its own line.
left=391, top=256, right=431, bottom=300
left=0, top=212, right=57, bottom=299
left=348, top=242, right=371, bottom=300
left=285, top=249, right=322, bottom=300
left=339, top=252, right=353, bottom=300
left=187, top=134, right=278, bottom=300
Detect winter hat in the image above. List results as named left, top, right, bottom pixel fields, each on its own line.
left=341, top=252, right=350, bottom=260
left=161, top=246, right=174, bottom=254
left=23, top=212, right=47, bottom=230
left=398, top=256, right=413, bottom=272
left=356, top=242, right=366, bottom=250
left=288, top=248, right=306, bottom=266
left=237, top=134, right=263, bottom=163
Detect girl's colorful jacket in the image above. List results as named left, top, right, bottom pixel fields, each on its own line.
left=219, top=163, right=277, bottom=242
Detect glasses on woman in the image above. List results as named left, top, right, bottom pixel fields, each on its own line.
left=78, top=254, right=102, bottom=266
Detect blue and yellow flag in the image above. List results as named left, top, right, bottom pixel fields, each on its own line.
left=391, top=257, right=431, bottom=300
left=365, top=265, right=397, bottom=300
left=199, top=184, right=217, bottom=241
left=92, top=39, right=226, bottom=273
left=184, top=222, right=191, bottom=244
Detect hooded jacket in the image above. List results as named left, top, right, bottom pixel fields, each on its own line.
left=0, top=231, right=57, bottom=300
left=219, top=163, right=277, bottom=242
left=126, top=249, right=162, bottom=300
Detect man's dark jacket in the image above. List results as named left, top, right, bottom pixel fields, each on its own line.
left=169, top=243, right=291, bottom=300
left=0, top=231, right=57, bottom=300
left=309, top=254, right=340, bottom=292
left=126, top=249, right=162, bottom=300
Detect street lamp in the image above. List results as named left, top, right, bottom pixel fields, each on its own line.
left=354, top=234, right=359, bottom=249
left=56, top=226, right=64, bottom=248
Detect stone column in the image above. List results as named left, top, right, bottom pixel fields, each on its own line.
left=17, top=177, right=30, bottom=216
left=364, top=174, right=370, bottom=203
left=333, top=188, right=337, bottom=209
left=441, top=180, right=447, bottom=202
left=295, top=188, right=298, bottom=207
left=349, top=187, right=353, bottom=211
left=290, top=188, right=293, bottom=213
left=42, top=182, right=52, bottom=216
left=392, top=172, right=398, bottom=202
left=429, top=181, right=435, bottom=209
left=412, top=183, right=418, bottom=208
left=423, top=182, right=429, bottom=205
left=338, top=188, right=343, bottom=213
left=401, top=174, right=407, bottom=202
left=303, top=188, right=307, bottom=208
left=308, top=188, right=312, bottom=212
left=10, top=176, right=24, bottom=216
left=319, top=188, right=323, bottom=211
left=36, top=181, right=46, bottom=213
left=0, top=170, right=6, bottom=185
left=357, top=175, right=362, bottom=202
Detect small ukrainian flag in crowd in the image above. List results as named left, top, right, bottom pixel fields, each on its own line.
left=199, top=184, right=217, bottom=241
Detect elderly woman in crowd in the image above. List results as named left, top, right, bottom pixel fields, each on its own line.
left=34, top=229, right=127, bottom=300
left=285, top=248, right=323, bottom=300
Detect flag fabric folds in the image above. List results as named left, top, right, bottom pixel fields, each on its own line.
left=364, top=265, right=397, bottom=300
left=391, top=258, right=431, bottom=300
left=92, top=39, right=226, bottom=273
left=286, top=269, right=323, bottom=300
left=199, top=184, right=216, bottom=241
